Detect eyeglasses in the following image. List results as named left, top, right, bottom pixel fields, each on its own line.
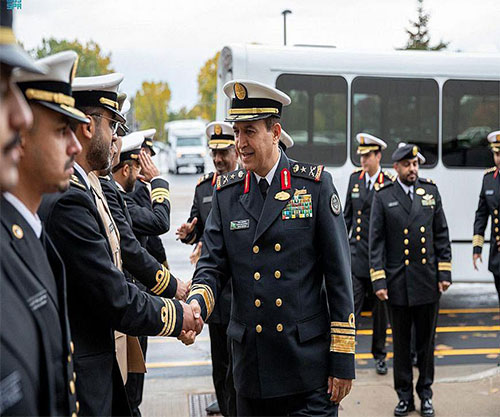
left=89, top=113, right=119, bottom=134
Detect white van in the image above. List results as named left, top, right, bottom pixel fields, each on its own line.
left=165, top=119, right=207, bottom=174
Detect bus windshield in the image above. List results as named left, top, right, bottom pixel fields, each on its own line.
left=177, top=136, right=202, bottom=147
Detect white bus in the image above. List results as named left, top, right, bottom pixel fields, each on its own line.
left=216, top=44, right=500, bottom=282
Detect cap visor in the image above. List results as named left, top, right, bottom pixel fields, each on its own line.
left=102, top=105, right=126, bottom=124
left=225, top=113, right=278, bottom=122
left=0, top=44, right=45, bottom=74
left=209, top=143, right=235, bottom=150
left=38, top=101, right=90, bottom=124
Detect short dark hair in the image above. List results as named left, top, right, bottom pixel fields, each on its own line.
left=264, top=116, right=280, bottom=131
left=112, top=159, right=135, bottom=174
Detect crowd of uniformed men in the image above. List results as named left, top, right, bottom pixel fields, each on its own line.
left=1, top=3, right=500, bottom=417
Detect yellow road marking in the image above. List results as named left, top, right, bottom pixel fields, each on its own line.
left=361, top=307, right=498, bottom=317
left=146, top=348, right=500, bottom=369
left=357, top=325, right=500, bottom=336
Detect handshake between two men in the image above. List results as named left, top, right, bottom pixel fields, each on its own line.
left=178, top=299, right=203, bottom=345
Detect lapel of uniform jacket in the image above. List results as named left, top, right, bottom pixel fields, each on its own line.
left=392, top=180, right=412, bottom=214
left=253, top=152, right=292, bottom=244
left=1, top=198, right=60, bottom=310
left=239, top=171, right=264, bottom=223
left=409, top=178, right=424, bottom=224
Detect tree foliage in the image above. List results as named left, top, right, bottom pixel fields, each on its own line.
left=400, top=0, right=448, bottom=51
left=195, top=51, right=220, bottom=121
left=31, top=38, right=113, bottom=76
left=134, top=81, right=171, bottom=143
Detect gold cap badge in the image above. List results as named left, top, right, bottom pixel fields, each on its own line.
left=412, top=146, right=418, bottom=156
left=214, top=124, right=222, bottom=135
left=234, top=83, right=247, bottom=100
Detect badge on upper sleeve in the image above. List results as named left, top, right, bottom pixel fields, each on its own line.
left=330, top=193, right=341, bottom=216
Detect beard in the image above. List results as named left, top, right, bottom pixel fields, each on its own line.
left=87, top=128, right=111, bottom=171
left=124, top=174, right=136, bottom=193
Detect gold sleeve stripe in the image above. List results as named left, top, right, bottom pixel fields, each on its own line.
left=190, top=284, right=215, bottom=318
left=151, top=187, right=170, bottom=196
left=151, top=266, right=171, bottom=295
left=370, top=269, right=386, bottom=282
left=330, top=335, right=355, bottom=354
left=331, top=321, right=355, bottom=329
left=151, top=190, right=170, bottom=198
left=472, top=235, right=484, bottom=247
left=157, top=298, right=176, bottom=336
left=438, top=262, right=452, bottom=272
left=331, top=328, right=356, bottom=336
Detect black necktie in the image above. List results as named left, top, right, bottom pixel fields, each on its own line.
left=407, top=189, right=413, bottom=202
left=259, top=179, right=269, bottom=198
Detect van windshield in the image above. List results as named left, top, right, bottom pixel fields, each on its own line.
left=177, top=136, right=202, bottom=147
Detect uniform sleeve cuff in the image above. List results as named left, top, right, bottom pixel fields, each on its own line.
left=151, top=179, right=170, bottom=204
left=157, top=299, right=183, bottom=337
left=186, top=294, right=208, bottom=321
left=329, top=352, right=355, bottom=380
left=372, top=278, right=387, bottom=292
left=150, top=266, right=177, bottom=298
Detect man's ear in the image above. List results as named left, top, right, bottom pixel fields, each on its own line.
left=79, top=116, right=94, bottom=140
left=272, top=122, right=282, bottom=144
left=122, top=163, right=130, bottom=178
left=393, top=162, right=398, bottom=172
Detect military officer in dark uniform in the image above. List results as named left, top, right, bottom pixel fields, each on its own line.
left=38, top=73, right=199, bottom=416
left=184, top=80, right=355, bottom=416
left=473, top=130, right=500, bottom=306
left=128, top=129, right=169, bottom=265
left=2, top=51, right=87, bottom=416
left=0, top=0, right=42, bottom=193
left=344, top=132, right=392, bottom=375
left=177, top=121, right=238, bottom=416
left=369, top=143, right=452, bottom=417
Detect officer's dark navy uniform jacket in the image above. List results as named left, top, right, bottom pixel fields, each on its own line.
left=38, top=170, right=183, bottom=416
left=124, top=178, right=170, bottom=248
left=129, top=179, right=167, bottom=263
left=182, top=172, right=231, bottom=325
left=187, top=152, right=355, bottom=399
left=1, top=198, right=77, bottom=416
left=369, top=178, right=452, bottom=306
left=344, top=169, right=394, bottom=278
left=473, top=167, right=500, bottom=275
left=98, top=175, right=177, bottom=296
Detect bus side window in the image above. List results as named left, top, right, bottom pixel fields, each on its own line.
left=351, top=77, right=439, bottom=167
left=442, top=80, right=499, bottom=168
left=277, top=74, right=348, bottom=166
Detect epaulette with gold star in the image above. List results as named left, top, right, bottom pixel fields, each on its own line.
left=484, top=167, right=497, bottom=176
left=197, top=172, right=214, bottom=186
left=216, top=169, right=246, bottom=190
left=419, top=177, right=436, bottom=185
left=290, top=161, right=324, bottom=182
left=70, top=174, right=86, bottom=190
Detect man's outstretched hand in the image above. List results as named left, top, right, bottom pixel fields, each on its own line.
left=176, top=217, right=198, bottom=241
left=178, top=300, right=204, bottom=346
left=327, top=377, right=352, bottom=404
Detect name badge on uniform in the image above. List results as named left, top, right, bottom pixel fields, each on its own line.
left=486, top=189, right=494, bottom=196
left=421, top=194, right=436, bottom=207
left=351, top=192, right=360, bottom=199
left=282, top=192, right=313, bottom=220
left=388, top=201, right=399, bottom=208
left=230, top=219, right=249, bottom=231
left=27, top=289, right=48, bottom=311
left=202, top=196, right=213, bottom=204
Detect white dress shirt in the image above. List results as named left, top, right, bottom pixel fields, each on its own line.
left=397, top=177, right=415, bottom=199
left=365, top=167, right=381, bottom=190
left=74, top=162, right=90, bottom=189
left=254, top=151, right=281, bottom=186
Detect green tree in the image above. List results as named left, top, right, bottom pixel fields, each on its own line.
left=31, top=38, right=113, bottom=76
left=400, top=0, right=449, bottom=51
left=134, top=81, right=171, bottom=143
left=195, top=51, right=220, bottom=121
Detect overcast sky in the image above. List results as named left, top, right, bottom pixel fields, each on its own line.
left=14, top=0, right=500, bottom=111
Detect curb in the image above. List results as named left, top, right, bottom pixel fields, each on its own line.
left=436, top=365, right=500, bottom=383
